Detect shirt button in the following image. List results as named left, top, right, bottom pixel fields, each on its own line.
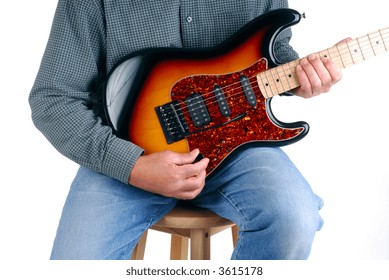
left=186, top=16, right=193, bottom=23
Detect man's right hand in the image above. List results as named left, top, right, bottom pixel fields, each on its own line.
left=128, top=149, right=209, bottom=200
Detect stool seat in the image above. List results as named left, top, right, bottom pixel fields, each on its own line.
left=131, top=204, right=238, bottom=260
left=154, top=205, right=235, bottom=229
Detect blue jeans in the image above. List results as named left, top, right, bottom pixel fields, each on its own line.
left=50, top=147, right=323, bottom=260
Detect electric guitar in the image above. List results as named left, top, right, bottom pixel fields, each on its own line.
left=101, top=9, right=389, bottom=179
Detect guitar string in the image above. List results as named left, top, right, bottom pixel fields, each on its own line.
left=177, top=32, right=388, bottom=114
left=174, top=48, right=373, bottom=113
left=174, top=29, right=389, bottom=116
left=166, top=43, right=385, bottom=132
left=192, top=28, right=389, bottom=105
left=163, top=33, right=388, bottom=130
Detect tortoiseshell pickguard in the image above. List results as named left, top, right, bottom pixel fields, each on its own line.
left=170, top=59, right=304, bottom=175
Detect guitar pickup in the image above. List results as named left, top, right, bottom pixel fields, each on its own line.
left=185, top=93, right=211, bottom=127
left=240, top=75, right=257, bottom=107
left=214, top=85, right=231, bottom=117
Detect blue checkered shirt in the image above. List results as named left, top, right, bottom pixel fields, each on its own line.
left=29, top=0, right=298, bottom=184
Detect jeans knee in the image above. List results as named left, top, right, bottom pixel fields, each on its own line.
left=279, top=204, right=323, bottom=239
left=235, top=203, right=323, bottom=259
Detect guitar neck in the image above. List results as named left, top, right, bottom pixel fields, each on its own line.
left=257, top=26, right=389, bottom=98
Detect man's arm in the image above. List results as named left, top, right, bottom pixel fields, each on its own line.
left=29, top=0, right=144, bottom=184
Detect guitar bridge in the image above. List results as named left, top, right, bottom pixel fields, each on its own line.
left=155, top=101, right=190, bottom=144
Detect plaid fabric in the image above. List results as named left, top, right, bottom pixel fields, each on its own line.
left=29, top=0, right=298, bottom=184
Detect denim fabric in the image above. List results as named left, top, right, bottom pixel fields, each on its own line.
left=51, top=147, right=323, bottom=260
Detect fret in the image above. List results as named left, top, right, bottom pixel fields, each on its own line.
left=380, top=27, right=389, bottom=51
left=330, top=46, right=343, bottom=68
left=264, top=68, right=280, bottom=97
left=335, top=44, right=352, bottom=68
left=358, top=36, right=375, bottom=60
left=283, top=60, right=300, bottom=90
left=339, top=28, right=389, bottom=68
left=269, top=67, right=286, bottom=94
left=369, top=32, right=379, bottom=54
left=368, top=31, right=386, bottom=56
left=257, top=60, right=300, bottom=98
left=318, top=49, right=330, bottom=60
left=257, top=71, right=271, bottom=98
left=319, top=47, right=344, bottom=69
left=346, top=39, right=364, bottom=64
left=257, top=68, right=280, bottom=98
left=318, top=47, right=344, bottom=68
left=279, top=63, right=293, bottom=90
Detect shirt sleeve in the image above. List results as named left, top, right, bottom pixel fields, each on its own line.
left=265, top=0, right=300, bottom=63
left=28, top=0, right=144, bottom=184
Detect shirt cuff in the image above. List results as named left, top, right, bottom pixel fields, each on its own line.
left=101, top=137, right=144, bottom=184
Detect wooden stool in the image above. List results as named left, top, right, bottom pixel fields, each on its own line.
left=131, top=203, right=239, bottom=260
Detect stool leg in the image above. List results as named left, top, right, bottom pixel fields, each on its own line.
left=131, top=230, right=148, bottom=260
left=190, top=229, right=210, bottom=260
left=170, top=235, right=189, bottom=260
left=231, top=225, right=239, bottom=247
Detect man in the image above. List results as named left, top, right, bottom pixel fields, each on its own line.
left=29, top=0, right=342, bottom=259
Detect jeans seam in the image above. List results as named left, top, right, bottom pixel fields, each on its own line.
left=216, top=189, right=246, bottom=259
left=217, top=188, right=248, bottom=225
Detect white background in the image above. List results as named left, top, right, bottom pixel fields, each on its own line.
left=1, top=0, right=388, bottom=278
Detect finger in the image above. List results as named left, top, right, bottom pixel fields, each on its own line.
left=296, top=62, right=313, bottom=97
left=310, top=54, right=343, bottom=92
left=178, top=170, right=207, bottom=200
left=177, top=156, right=210, bottom=179
left=336, top=37, right=352, bottom=45
left=177, top=188, right=203, bottom=200
left=172, top=149, right=200, bottom=166
left=306, top=54, right=333, bottom=93
left=322, top=57, right=342, bottom=83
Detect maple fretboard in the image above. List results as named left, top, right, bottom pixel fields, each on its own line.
left=257, top=27, right=389, bottom=98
